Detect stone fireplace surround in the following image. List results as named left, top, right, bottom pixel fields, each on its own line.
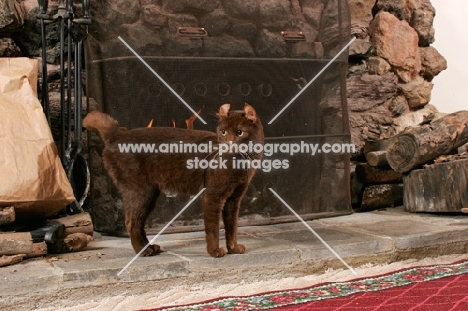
left=0, top=0, right=447, bottom=233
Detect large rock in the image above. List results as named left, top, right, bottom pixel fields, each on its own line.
left=349, top=38, right=372, bottom=58
left=419, top=46, right=447, bottom=81
left=0, top=0, right=25, bottom=33
left=348, top=0, right=374, bottom=25
left=0, top=37, right=21, bottom=56
left=373, top=0, right=412, bottom=22
left=409, top=0, right=435, bottom=46
left=399, top=76, right=433, bottom=109
left=162, top=0, right=220, bottom=14
left=370, top=11, right=421, bottom=83
left=99, top=0, right=141, bottom=25
left=142, top=4, right=168, bottom=28
left=347, top=71, right=399, bottom=146
left=259, top=0, right=292, bottom=29
left=373, top=0, right=435, bottom=46
left=200, top=8, right=229, bottom=36
left=231, top=20, right=258, bottom=41
left=367, top=56, right=392, bottom=75
left=224, top=0, right=258, bottom=19
left=165, top=13, right=198, bottom=37
left=301, top=0, right=323, bottom=29
left=349, top=109, right=394, bottom=152
left=388, top=95, right=409, bottom=117
left=347, top=72, right=399, bottom=112
left=253, top=29, right=286, bottom=57
left=12, top=3, right=61, bottom=61
left=121, top=22, right=164, bottom=54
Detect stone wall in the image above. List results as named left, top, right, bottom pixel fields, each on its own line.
left=0, top=0, right=447, bottom=158
left=88, top=0, right=346, bottom=59
left=347, top=0, right=446, bottom=156
left=0, top=0, right=448, bottom=223
left=1, top=0, right=57, bottom=59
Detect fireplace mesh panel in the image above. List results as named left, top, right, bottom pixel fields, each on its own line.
left=85, top=0, right=352, bottom=234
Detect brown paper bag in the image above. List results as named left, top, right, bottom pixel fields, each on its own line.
left=0, top=58, right=75, bottom=219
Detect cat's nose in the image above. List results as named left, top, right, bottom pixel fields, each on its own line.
left=225, top=135, right=236, bottom=142
left=224, top=139, right=237, bottom=145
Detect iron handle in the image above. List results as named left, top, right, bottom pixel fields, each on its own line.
left=37, top=0, right=48, bottom=18
left=66, top=0, right=74, bottom=14
left=74, top=0, right=91, bottom=25
left=281, top=31, right=306, bottom=42
left=82, top=0, right=90, bottom=19
left=55, top=0, right=68, bottom=18
left=178, top=27, right=208, bottom=38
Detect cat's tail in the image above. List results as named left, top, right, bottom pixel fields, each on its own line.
left=83, top=111, right=119, bottom=141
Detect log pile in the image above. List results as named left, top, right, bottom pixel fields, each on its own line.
left=386, top=111, right=468, bottom=173
left=0, top=211, right=94, bottom=267
left=353, top=111, right=468, bottom=213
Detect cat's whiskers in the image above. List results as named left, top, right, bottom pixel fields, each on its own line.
left=238, top=151, right=262, bottom=161
left=203, top=147, right=220, bottom=161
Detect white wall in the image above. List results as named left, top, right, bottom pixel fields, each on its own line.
left=430, top=0, right=468, bottom=113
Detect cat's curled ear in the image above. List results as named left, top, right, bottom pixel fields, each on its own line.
left=244, top=103, right=258, bottom=123
left=218, top=103, right=231, bottom=117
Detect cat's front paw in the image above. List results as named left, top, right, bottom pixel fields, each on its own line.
left=208, top=247, right=227, bottom=258
left=139, top=244, right=161, bottom=257
left=228, top=244, right=246, bottom=254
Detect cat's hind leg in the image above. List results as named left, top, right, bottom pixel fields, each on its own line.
left=122, top=186, right=161, bottom=256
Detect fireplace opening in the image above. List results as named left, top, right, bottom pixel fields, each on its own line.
left=84, top=0, right=353, bottom=234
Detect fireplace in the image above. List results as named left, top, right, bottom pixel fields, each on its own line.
left=85, top=0, right=352, bottom=234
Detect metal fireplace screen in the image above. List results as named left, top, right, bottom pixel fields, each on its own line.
left=85, top=0, right=352, bottom=234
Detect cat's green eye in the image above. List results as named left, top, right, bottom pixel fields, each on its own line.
left=236, top=130, right=244, bottom=137
left=221, top=129, right=227, bottom=136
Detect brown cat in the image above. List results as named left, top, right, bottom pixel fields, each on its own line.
left=83, top=103, right=264, bottom=257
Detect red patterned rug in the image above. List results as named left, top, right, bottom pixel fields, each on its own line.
left=140, top=260, right=468, bottom=311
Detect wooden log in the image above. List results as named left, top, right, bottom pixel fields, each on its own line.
left=350, top=170, right=364, bottom=208
left=0, top=206, right=15, bottom=226
left=25, top=242, right=48, bottom=258
left=357, top=184, right=403, bottom=212
left=0, top=232, right=33, bottom=255
left=404, top=158, right=468, bottom=213
left=355, top=163, right=403, bottom=185
left=366, top=151, right=389, bottom=167
left=459, top=142, right=468, bottom=155
left=0, top=254, right=25, bottom=267
left=50, top=233, right=93, bottom=253
left=363, top=138, right=392, bottom=155
left=48, top=212, right=94, bottom=237
left=386, top=111, right=468, bottom=173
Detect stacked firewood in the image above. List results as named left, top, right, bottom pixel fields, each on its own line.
left=0, top=210, right=94, bottom=267
left=353, top=110, right=468, bottom=213
left=352, top=139, right=404, bottom=212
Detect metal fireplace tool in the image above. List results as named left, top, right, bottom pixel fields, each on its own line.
left=37, top=0, right=91, bottom=214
